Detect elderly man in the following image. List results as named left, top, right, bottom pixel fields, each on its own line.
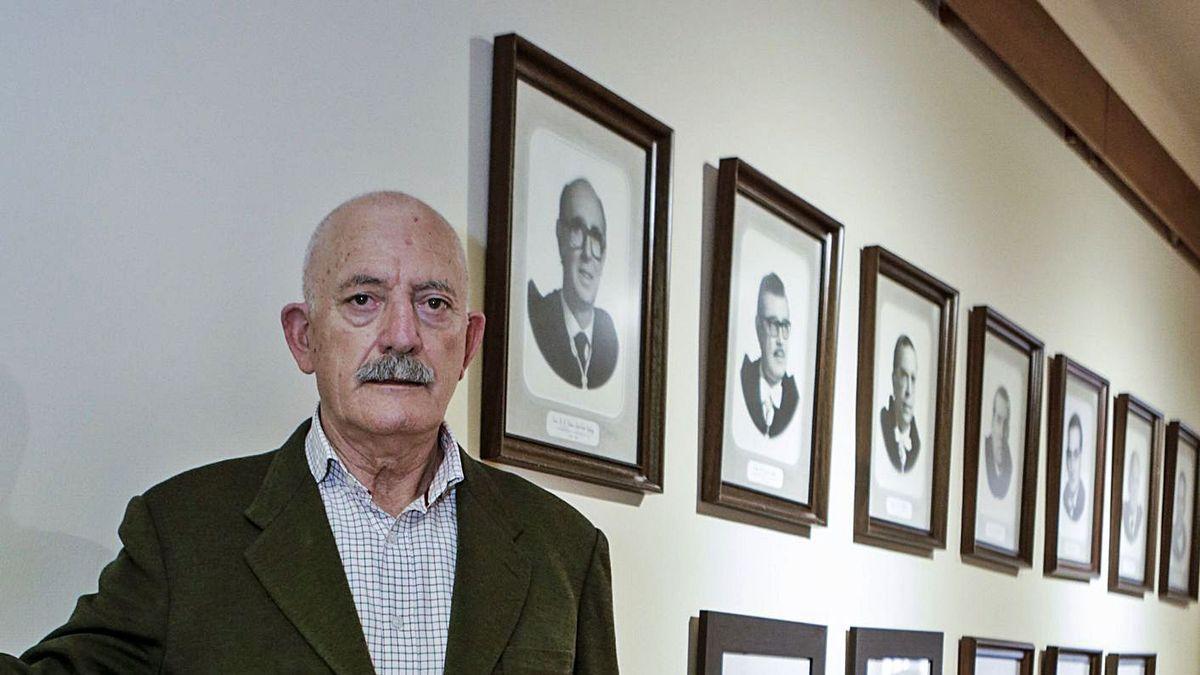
left=879, top=335, right=920, bottom=474
left=1061, top=413, right=1087, bottom=522
left=739, top=273, right=798, bottom=438
left=3, top=192, right=617, bottom=673
left=527, top=178, right=619, bottom=390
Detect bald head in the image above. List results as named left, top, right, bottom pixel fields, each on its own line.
left=302, top=191, right=467, bottom=308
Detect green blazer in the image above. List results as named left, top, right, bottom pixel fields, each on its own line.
left=3, top=421, right=617, bottom=673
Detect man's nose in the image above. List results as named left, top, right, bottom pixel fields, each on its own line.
left=379, top=300, right=423, bottom=353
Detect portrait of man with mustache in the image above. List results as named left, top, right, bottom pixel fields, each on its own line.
left=739, top=272, right=799, bottom=438
left=527, top=177, right=620, bottom=390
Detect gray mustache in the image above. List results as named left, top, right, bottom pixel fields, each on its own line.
left=356, top=353, right=435, bottom=385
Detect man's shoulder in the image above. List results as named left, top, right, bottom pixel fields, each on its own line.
left=141, top=449, right=278, bottom=513
left=464, top=453, right=598, bottom=542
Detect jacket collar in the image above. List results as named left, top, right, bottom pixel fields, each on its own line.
left=242, top=420, right=533, bottom=674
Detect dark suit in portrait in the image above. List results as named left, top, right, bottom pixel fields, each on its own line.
left=739, top=355, right=799, bottom=438
left=1062, top=479, right=1086, bottom=522
left=984, top=435, right=1013, bottom=499
left=527, top=280, right=618, bottom=390
left=879, top=397, right=921, bottom=473
left=1123, top=499, right=1144, bottom=542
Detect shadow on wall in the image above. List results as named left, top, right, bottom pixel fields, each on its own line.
left=0, top=366, right=114, bottom=655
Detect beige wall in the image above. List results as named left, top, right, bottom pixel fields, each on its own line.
left=2, top=1, right=1197, bottom=671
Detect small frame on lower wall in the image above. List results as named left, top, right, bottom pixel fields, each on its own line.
left=1043, top=647, right=1102, bottom=675
left=958, top=637, right=1034, bottom=675
left=1103, top=654, right=1155, bottom=675
left=696, top=611, right=826, bottom=675
left=847, top=626, right=943, bottom=675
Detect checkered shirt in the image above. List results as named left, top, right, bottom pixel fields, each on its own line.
left=305, top=408, right=464, bottom=674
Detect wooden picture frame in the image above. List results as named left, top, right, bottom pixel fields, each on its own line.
left=1043, top=647, right=1102, bottom=675
left=697, top=611, right=827, bottom=674
left=481, top=33, right=671, bottom=492
left=1158, top=421, right=1200, bottom=603
left=699, top=157, right=844, bottom=531
left=960, top=637, right=1035, bottom=675
left=854, top=246, right=958, bottom=554
left=847, top=627, right=943, bottom=675
left=1043, top=354, right=1109, bottom=580
left=960, top=306, right=1044, bottom=573
left=1107, top=394, right=1163, bottom=596
left=1103, top=654, right=1155, bottom=675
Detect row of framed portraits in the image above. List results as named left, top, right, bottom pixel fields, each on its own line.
left=697, top=611, right=1155, bottom=675
left=477, top=33, right=1200, bottom=602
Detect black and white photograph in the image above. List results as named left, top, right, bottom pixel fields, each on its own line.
left=854, top=247, right=957, bottom=553
left=959, top=637, right=1035, bottom=675
left=848, top=627, right=942, bottom=675
left=481, top=34, right=671, bottom=492
left=1108, top=394, right=1162, bottom=596
left=701, top=158, right=843, bottom=529
left=696, top=611, right=826, bottom=675
left=1160, top=421, right=1199, bottom=601
left=1044, top=355, right=1108, bottom=579
left=961, top=307, right=1043, bottom=572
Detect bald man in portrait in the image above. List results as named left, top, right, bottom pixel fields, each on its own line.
left=880, top=334, right=921, bottom=474
left=527, top=177, right=619, bottom=390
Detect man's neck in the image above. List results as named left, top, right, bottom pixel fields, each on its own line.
left=562, top=287, right=595, bottom=330
left=321, top=416, right=443, bottom=517
left=758, top=361, right=781, bottom=388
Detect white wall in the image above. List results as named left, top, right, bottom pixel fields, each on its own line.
left=2, top=1, right=1197, bottom=672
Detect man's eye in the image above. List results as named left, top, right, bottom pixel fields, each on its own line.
left=350, top=294, right=372, bottom=306
left=426, top=298, right=447, bottom=310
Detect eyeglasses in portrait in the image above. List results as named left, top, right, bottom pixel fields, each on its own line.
left=695, top=611, right=826, bottom=675
left=960, top=307, right=1043, bottom=573
left=1044, top=354, right=1108, bottom=580
left=854, top=246, right=958, bottom=554
left=700, top=158, right=843, bottom=530
left=1107, top=394, right=1162, bottom=597
left=1159, top=421, right=1199, bottom=603
left=481, top=34, right=671, bottom=492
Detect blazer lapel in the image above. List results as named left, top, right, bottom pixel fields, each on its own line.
left=444, top=450, right=532, bottom=674
left=243, top=421, right=375, bottom=675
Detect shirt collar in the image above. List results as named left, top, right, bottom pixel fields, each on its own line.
left=758, top=374, right=784, bottom=409
left=560, top=291, right=594, bottom=343
left=304, top=404, right=466, bottom=512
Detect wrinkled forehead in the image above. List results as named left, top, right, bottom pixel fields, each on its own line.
left=321, top=204, right=466, bottom=291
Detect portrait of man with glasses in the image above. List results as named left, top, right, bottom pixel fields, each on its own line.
left=739, top=273, right=799, bottom=438
left=527, top=177, right=620, bottom=390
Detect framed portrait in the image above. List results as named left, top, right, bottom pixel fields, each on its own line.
left=1043, top=647, right=1101, bottom=675
left=960, top=306, right=1044, bottom=573
left=1103, top=654, right=1155, bottom=675
left=1158, top=421, right=1199, bottom=603
left=854, top=246, right=958, bottom=553
left=699, top=157, right=843, bottom=530
left=481, top=33, right=671, bottom=492
left=847, top=627, right=943, bottom=675
left=958, top=637, right=1034, bottom=675
left=1106, top=394, right=1163, bottom=596
left=696, top=611, right=827, bottom=675
left=1043, top=354, right=1109, bottom=580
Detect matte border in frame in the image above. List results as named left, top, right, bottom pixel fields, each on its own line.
left=1043, top=354, right=1109, bottom=581
left=959, top=637, right=1036, bottom=675
left=847, top=626, right=944, bottom=675
left=1157, top=421, right=1200, bottom=604
left=697, top=610, right=827, bottom=675
left=1043, top=646, right=1102, bottom=675
left=1103, top=654, right=1156, bottom=675
left=854, top=245, right=959, bottom=555
left=960, top=306, right=1044, bottom=574
left=699, top=157, right=844, bottom=531
left=481, top=33, right=672, bottom=493
left=1107, top=393, right=1163, bottom=597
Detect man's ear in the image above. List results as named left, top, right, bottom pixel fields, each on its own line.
left=281, top=302, right=317, bottom=374
left=458, top=311, right=487, bottom=379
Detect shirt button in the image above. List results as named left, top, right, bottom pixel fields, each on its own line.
left=391, top=614, right=405, bottom=631
left=385, top=531, right=398, bottom=545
